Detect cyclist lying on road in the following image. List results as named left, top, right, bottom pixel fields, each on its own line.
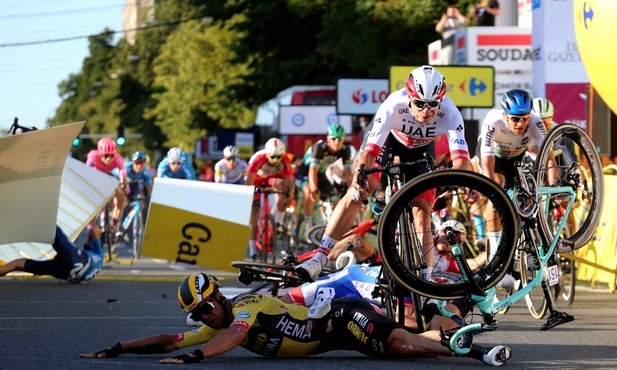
left=81, top=272, right=511, bottom=366
left=0, top=226, right=104, bottom=283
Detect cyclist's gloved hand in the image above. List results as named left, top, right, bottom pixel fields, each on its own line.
left=351, top=181, right=368, bottom=202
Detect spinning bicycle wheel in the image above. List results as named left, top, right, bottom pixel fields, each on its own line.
left=535, top=123, right=603, bottom=251
left=379, top=170, right=518, bottom=300
left=131, top=210, right=145, bottom=259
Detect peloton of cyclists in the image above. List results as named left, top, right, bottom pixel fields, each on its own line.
left=214, top=145, right=248, bottom=185
left=86, top=137, right=129, bottom=227
left=157, top=147, right=196, bottom=180
left=296, top=65, right=471, bottom=282
left=245, top=138, right=295, bottom=260
left=294, top=123, right=354, bottom=235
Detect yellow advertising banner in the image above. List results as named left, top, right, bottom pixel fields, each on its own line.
left=575, top=174, right=617, bottom=289
left=390, top=66, right=495, bottom=108
left=142, top=178, right=252, bottom=272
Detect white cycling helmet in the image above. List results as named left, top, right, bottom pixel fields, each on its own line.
left=406, top=65, right=447, bottom=101
left=532, top=98, right=555, bottom=119
left=223, top=145, right=239, bottom=158
left=167, top=147, right=184, bottom=163
left=438, top=220, right=467, bottom=241
left=264, top=138, right=286, bottom=157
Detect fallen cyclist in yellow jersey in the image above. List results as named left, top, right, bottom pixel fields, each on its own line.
left=80, top=273, right=511, bottom=366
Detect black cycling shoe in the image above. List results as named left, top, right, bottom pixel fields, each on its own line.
left=540, top=311, right=574, bottom=331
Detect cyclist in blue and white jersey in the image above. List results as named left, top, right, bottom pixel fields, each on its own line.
left=297, top=65, right=471, bottom=282
left=214, top=145, right=248, bottom=185
left=125, top=151, right=153, bottom=198
left=477, top=89, right=556, bottom=259
left=157, top=147, right=196, bottom=180
left=0, top=226, right=104, bottom=283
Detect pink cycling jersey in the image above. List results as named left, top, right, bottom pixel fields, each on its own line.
left=86, top=150, right=126, bottom=175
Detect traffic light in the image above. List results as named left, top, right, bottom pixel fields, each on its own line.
left=72, top=136, right=81, bottom=147
left=116, top=126, right=126, bottom=146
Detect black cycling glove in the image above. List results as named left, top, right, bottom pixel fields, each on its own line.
left=173, top=349, right=205, bottom=363
left=95, top=342, right=124, bottom=358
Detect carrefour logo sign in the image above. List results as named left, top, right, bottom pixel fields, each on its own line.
left=291, top=113, right=305, bottom=127
left=458, top=77, right=487, bottom=96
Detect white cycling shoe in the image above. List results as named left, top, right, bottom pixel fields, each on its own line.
left=295, top=259, right=323, bottom=282
left=482, top=345, right=512, bottom=366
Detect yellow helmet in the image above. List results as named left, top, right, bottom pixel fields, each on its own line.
left=177, top=273, right=220, bottom=312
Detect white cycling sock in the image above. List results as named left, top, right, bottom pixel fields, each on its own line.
left=248, top=240, right=256, bottom=257
left=314, top=235, right=338, bottom=266
left=487, top=231, right=500, bottom=261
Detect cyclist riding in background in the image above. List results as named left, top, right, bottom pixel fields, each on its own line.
left=528, top=97, right=556, bottom=155
left=157, top=147, right=196, bottom=180
left=125, top=151, right=153, bottom=198
left=294, top=123, right=353, bottom=235
left=245, top=138, right=295, bottom=260
left=477, top=89, right=556, bottom=260
left=214, top=145, right=248, bottom=185
left=86, top=137, right=128, bottom=223
left=296, top=65, right=471, bottom=282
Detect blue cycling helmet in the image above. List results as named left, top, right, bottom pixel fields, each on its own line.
left=501, top=89, right=532, bottom=115
left=131, top=151, right=147, bottom=163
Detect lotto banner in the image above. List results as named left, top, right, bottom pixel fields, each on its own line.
left=0, top=155, right=119, bottom=264
left=0, top=121, right=85, bottom=245
left=142, top=178, right=252, bottom=272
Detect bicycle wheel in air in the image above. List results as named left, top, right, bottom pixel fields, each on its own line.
left=535, top=123, right=603, bottom=250
left=379, top=170, right=518, bottom=300
left=519, top=247, right=548, bottom=319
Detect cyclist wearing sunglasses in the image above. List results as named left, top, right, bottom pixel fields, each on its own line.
left=297, top=65, right=471, bottom=282
left=125, top=151, right=153, bottom=199
left=86, top=137, right=129, bottom=224
left=82, top=272, right=511, bottom=366
left=294, top=123, right=354, bottom=235
left=477, top=89, right=554, bottom=259
left=214, top=145, right=248, bottom=185
left=157, top=147, right=196, bottom=180
left=245, top=138, right=295, bottom=259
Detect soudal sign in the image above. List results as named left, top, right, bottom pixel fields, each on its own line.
left=455, top=26, right=532, bottom=72
left=336, top=78, right=389, bottom=115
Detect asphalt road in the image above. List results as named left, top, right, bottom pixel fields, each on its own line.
left=1, top=257, right=617, bottom=370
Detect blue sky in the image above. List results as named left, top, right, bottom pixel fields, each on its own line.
left=0, top=0, right=124, bottom=131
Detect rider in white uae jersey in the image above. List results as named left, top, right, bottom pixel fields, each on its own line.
left=296, top=65, right=471, bottom=283
left=364, top=90, right=469, bottom=162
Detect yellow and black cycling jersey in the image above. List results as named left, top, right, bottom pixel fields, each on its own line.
left=175, top=294, right=330, bottom=358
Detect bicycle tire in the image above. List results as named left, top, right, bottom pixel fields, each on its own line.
left=279, top=210, right=298, bottom=254
left=534, top=123, right=603, bottom=250
left=101, top=202, right=115, bottom=261
left=231, top=261, right=305, bottom=287
left=558, top=252, right=576, bottom=304
left=306, top=224, right=325, bottom=247
left=520, top=248, right=548, bottom=319
left=132, top=209, right=145, bottom=259
left=258, top=214, right=277, bottom=264
left=379, top=170, right=518, bottom=300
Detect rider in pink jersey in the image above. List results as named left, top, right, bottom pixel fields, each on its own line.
left=86, top=137, right=128, bottom=227
left=296, top=65, right=471, bottom=282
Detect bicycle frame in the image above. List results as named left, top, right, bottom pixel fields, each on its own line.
left=436, top=183, right=577, bottom=355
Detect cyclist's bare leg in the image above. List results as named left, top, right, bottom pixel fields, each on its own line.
left=301, top=183, right=315, bottom=220
left=411, top=197, right=434, bottom=273
left=0, top=259, right=26, bottom=277
left=247, top=205, right=260, bottom=257
left=485, top=173, right=505, bottom=260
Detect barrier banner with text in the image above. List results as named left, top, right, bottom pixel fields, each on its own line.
left=143, top=178, right=252, bottom=271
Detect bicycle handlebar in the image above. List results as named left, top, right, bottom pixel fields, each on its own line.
left=8, top=117, right=38, bottom=136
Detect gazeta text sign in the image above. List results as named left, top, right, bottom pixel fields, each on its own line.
left=390, top=65, right=494, bottom=108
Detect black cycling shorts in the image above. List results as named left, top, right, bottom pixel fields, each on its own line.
left=314, top=298, right=404, bottom=357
